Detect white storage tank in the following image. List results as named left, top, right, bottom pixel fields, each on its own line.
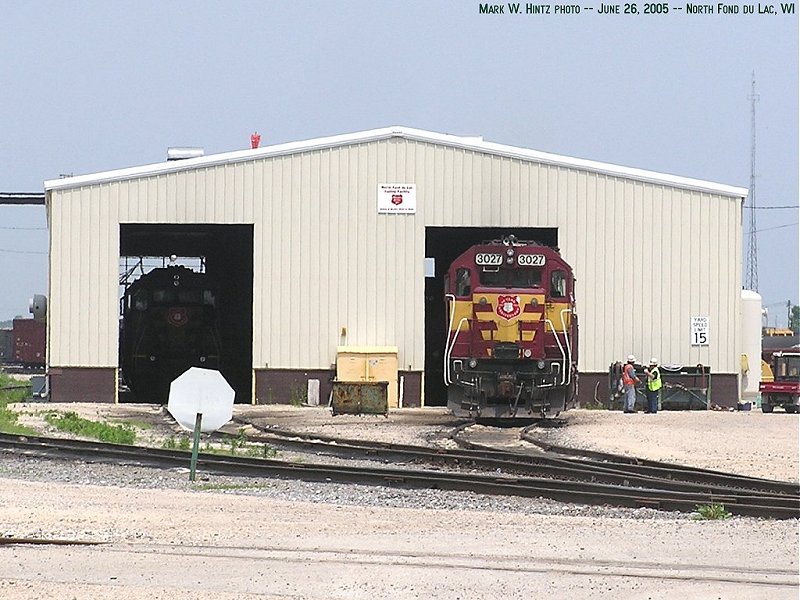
left=740, top=289, right=762, bottom=405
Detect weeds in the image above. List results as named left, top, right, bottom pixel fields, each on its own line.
left=45, top=411, right=136, bottom=445
left=0, top=371, right=38, bottom=435
left=162, top=435, right=196, bottom=451
left=289, top=384, right=307, bottom=406
left=194, top=482, right=272, bottom=492
left=693, top=503, right=732, bottom=520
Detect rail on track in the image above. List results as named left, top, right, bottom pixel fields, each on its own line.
left=1, top=430, right=797, bottom=520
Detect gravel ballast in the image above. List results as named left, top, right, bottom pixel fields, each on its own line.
left=1, top=402, right=797, bottom=599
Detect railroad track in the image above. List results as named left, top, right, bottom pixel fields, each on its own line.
left=1, top=430, right=797, bottom=520
left=236, top=419, right=799, bottom=497
left=454, top=422, right=800, bottom=497
left=233, top=420, right=800, bottom=517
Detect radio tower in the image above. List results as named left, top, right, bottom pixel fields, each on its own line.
left=745, top=72, right=759, bottom=292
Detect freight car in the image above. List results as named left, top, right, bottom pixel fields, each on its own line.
left=120, top=265, right=221, bottom=403
left=0, top=328, right=12, bottom=363
left=443, top=235, right=578, bottom=418
left=0, top=319, right=46, bottom=371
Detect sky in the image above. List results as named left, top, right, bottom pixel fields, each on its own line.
left=0, top=1, right=797, bottom=326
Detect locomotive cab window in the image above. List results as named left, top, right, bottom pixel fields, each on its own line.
left=153, top=289, right=176, bottom=304
left=550, top=270, right=567, bottom=298
left=455, top=268, right=471, bottom=297
left=479, top=267, right=542, bottom=288
left=510, top=267, right=542, bottom=288
left=177, top=290, right=202, bottom=304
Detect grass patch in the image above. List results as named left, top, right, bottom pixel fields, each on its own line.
left=194, top=482, right=273, bottom=492
left=162, top=431, right=277, bottom=458
left=0, top=371, right=37, bottom=435
left=45, top=411, right=136, bottom=445
left=693, top=503, right=732, bottom=520
left=218, top=428, right=279, bottom=458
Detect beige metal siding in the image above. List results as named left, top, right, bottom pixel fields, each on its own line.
left=48, top=187, right=119, bottom=366
left=47, top=136, right=743, bottom=378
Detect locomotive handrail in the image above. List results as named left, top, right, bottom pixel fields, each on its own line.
left=444, top=294, right=456, bottom=386
left=560, top=308, right=573, bottom=386
left=545, top=317, right=567, bottom=384
left=444, top=294, right=470, bottom=386
left=445, top=317, right=470, bottom=386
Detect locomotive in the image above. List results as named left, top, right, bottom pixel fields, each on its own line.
left=444, top=236, right=578, bottom=418
left=120, top=265, right=221, bottom=403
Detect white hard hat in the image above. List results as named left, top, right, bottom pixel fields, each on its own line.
left=649, top=357, right=658, bottom=365
left=627, top=354, right=636, bottom=362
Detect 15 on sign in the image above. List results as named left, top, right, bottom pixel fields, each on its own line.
left=691, top=316, right=709, bottom=346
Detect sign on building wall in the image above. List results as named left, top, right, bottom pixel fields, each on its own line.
left=690, top=316, right=709, bottom=346
left=377, top=184, right=416, bottom=214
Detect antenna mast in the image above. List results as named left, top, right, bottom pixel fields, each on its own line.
left=745, top=71, right=759, bottom=292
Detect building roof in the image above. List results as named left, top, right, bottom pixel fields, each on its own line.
left=44, top=126, right=748, bottom=198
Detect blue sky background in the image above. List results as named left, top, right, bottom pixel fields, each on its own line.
left=1, top=1, right=797, bottom=325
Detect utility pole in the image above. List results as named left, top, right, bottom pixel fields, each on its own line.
left=745, top=72, right=759, bottom=292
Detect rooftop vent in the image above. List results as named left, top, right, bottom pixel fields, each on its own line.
left=167, top=147, right=205, bottom=161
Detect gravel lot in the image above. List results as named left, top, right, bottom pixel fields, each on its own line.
left=1, top=402, right=797, bottom=599
left=531, top=408, right=800, bottom=483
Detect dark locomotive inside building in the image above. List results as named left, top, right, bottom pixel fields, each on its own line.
left=118, top=224, right=253, bottom=404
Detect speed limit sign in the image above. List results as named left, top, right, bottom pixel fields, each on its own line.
left=691, top=316, right=709, bottom=346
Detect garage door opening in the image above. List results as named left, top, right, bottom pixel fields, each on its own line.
left=119, top=224, right=253, bottom=404
left=424, top=226, right=558, bottom=406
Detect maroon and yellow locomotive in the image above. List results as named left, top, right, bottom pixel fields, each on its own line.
left=444, top=236, right=578, bottom=418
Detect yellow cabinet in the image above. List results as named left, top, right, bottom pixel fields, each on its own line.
left=336, top=346, right=399, bottom=408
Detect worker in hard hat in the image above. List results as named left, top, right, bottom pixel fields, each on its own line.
left=621, top=355, right=641, bottom=413
left=644, top=358, right=663, bottom=414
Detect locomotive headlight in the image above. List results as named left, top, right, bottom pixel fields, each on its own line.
left=529, top=298, right=538, bottom=307
left=506, top=257, right=514, bottom=264
left=479, top=297, right=488, bottom=305
left=200, top=356, right=206, bottom=363
left=150, top=355, right=156, bottom=362
left=469, top=359, right=478, bottom=369
left=537, top=359, right=546, bottom=369
left=506, top=248, right=514, bottom=256
left=523, top=349, right=532, bottom=358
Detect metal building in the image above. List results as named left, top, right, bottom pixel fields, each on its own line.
left=43, top=126, right=748, bottom=406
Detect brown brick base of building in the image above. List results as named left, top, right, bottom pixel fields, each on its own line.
left=254, top=369, right=423, bottom=407
left=48, top=367, right=116, bottom=403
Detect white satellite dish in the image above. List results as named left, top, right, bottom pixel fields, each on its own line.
left=167, top=367, right=235, bottom=433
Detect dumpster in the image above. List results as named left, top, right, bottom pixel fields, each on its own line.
left=331, top=381, right=389, bottom=416
left=336, top=346, right=399, bottom=408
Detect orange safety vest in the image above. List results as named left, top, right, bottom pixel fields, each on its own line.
left=621, top=363, right=636, bottom=386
